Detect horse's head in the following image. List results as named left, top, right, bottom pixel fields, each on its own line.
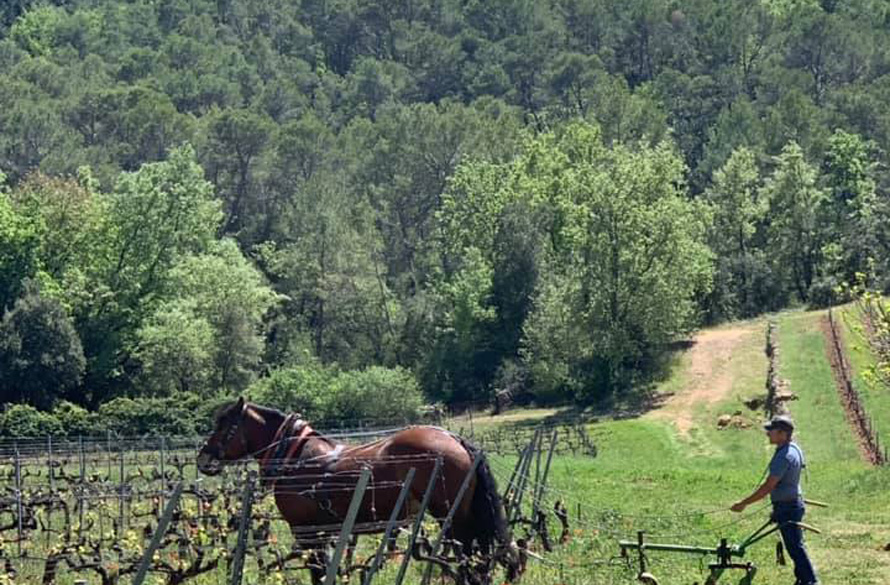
left=197, top=396, right=252, bottom=475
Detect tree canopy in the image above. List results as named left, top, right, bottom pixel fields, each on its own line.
left=3, top=0, right=890, bottom=419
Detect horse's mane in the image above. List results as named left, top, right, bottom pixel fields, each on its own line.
left=212, top=401, right=288, bottom=425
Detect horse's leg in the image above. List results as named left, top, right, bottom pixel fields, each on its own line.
left=343, top=533, right=359, bottom=577
left=307, top=545, right=328, bottom=585
left=441, top=475, right=479, bottom=558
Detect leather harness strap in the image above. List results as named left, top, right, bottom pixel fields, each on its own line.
left=259, top=414, right=317, bottom=488
left=258, top=413, right=297, bottom=470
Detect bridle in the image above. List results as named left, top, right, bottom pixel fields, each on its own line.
left=206, top=401, right=250, bottom=461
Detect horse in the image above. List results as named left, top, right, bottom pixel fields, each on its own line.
left=196, top=398, right=518, bottom=584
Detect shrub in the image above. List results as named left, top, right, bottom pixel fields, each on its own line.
left=248, top=364, right=336, bottom=419
left=247, top=364, right=424, bottom=425
left=51, top=400, right=97, bottom=436
left=327, top=366, right=424, bottom=424
left=97, top=395, right=199, bottom=436
left=0, top=403, right=64, bottom=437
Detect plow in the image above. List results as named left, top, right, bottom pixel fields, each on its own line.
left=619, top=499, right=827, bottom=585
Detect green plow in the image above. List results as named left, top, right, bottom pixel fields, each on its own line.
left=618, top=500, right=827, bottom=585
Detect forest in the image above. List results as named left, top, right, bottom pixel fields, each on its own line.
left=1, top=0, right=890, bottom=434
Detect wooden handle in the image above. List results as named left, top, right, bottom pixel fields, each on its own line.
left=795, top=521, right=823, bottom=534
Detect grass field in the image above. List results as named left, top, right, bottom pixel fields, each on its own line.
left=464, top=308, right=890, bottom=585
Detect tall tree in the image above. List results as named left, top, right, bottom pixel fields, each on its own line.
left=437, top=122, right=713, bottom=402
left=704, top=147, right=772, bottom=318
left=0, top=176, right=40, bottom=310
left=0, top=280, right=85, bottom=409
left=140, top=239, right=279, bottom=393
left=763, top=141, right=827, bottom=301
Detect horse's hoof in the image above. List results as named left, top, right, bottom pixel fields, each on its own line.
left=638, top=572, right=660, bottom=585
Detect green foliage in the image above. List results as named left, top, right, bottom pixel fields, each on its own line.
left=0, top=191, right=40, bottom=309
left=0, top=280, right=85, bottom=410
left=3, top=0, right=890, bottom=417
left=106, top=144, right=222, bottom=306
left=328, top=366, right=424, bottom=423
left=151, top=239, right=280, bottom=392
left=0, top=403, right=64, bottom=437
left=248, top=364, right=336, bottom=418
left=248, top=364, right=423, bottom=424
left=703, top=147, right=776, bottom=320
left=436, top=121, right=713, bottom=403
left=763, top=141, right=828, bottom=301
left=820, top=130, right=887, bottom=290
left=134, top=299, right=215, bottom=396
left=9, top=4, right=64, bottom=57
left=97, top=395, right=201, bottom=436
left=50, top=400, right=96, bottom=437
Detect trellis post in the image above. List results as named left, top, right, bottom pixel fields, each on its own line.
left=420, top=455, right=483, bottom=585
left=230, top=471, right=257, bottom=585
left=14, top=445, right=23, bottom=557
left=324, top=467, right=372, bottom=585
left=78, top=435, right=85, bottom=539
left=362, top=468, right=416, bottom=585
left=132, top=482, right=184, bottom=585
left=395, top=457, right=443, bottom=585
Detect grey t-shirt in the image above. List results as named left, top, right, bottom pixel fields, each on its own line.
left=769, top=442, right=804, bottom=503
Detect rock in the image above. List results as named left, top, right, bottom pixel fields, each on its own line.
left=718, top=413, right=751, bottom=430
left=776, top=391, right=798, bottom=402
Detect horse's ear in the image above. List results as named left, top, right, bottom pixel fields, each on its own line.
left=236, top=396, right=245, bottom=410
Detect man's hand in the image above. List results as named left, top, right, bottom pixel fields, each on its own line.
left=731, top=501, right=746, bottom=513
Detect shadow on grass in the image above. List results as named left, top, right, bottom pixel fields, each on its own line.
left=487, top=339, right=697, bottom=431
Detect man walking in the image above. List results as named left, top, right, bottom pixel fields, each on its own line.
left=731, top=415, right=818, bottom=585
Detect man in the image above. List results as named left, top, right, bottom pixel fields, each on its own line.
left=731, top=414, right=818, bottom=585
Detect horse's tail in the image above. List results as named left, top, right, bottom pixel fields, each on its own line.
left=456, top=437, right=520, bottom=579
left=471, top=447, right=509, bottom=553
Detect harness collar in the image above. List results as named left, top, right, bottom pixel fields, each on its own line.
left=259, top=414, right=317, bottom=487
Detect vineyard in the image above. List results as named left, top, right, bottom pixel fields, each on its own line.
left=0, top=421, right=594, bottom=585
left=2, top=313, right=890, bottom=585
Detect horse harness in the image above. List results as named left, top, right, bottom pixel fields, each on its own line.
left=257, top=414, right=371, bottom=524
left=258, top=414, right=319, bottom=488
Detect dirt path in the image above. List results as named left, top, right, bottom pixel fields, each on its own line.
left=650, top=325, right=758, bottom=435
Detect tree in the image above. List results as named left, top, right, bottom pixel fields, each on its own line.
left=0, top=180, right=40, bottom=310
left=201, top=107, right=273, bottom=236
left=437, top=121, right=713, bottom=402
left=104, top=144, right=222, bottom=308
left=134, top=299, right=215, bottom=395
left=152, top=239, right=280, bottom=392
left=0, top=280, right=85, bottom=409
left=78, top=146, right=222, bottom=404
left=7, top=171, right=106, bottom=285
left=820, top=129, right=888, bottom=292
left=539, top=125, right=713, bottom=397
left=763, top=141, right=828, bottom=301
left=704, top=147, right=773, bottom=318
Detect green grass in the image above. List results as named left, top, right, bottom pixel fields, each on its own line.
left=480, top=309, right=890, bottom=585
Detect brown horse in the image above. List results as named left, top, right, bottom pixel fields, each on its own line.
left=196, top=398, right=516, bottom=583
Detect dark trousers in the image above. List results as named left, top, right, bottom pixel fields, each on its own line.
left=772, top=501, right=818, bottom=584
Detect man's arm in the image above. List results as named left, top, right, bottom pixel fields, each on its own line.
left=731, top=476, right=781, bottom=512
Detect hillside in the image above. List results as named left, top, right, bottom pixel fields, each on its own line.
left=3, top=0, right=890, bottom=418
left=467, top=308, right=890, bottom=584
